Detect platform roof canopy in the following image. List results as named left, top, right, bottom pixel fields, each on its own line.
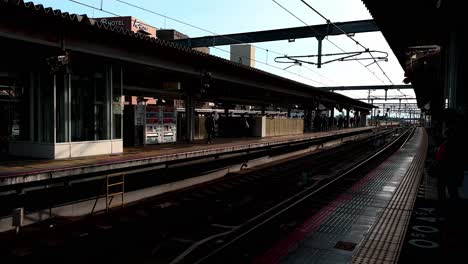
left=361, top=0, right=457, bottom=111
left=0, top=0, right=374, bottom=111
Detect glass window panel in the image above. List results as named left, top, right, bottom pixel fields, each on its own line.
left=71, top=67, right=109, bottom=142
left=56, top=74, right=69, bottom=143
left=0, top=72, right=31, bottom=142
left=112, top=66, right=122, bottom=139
left=71, top=74, right=93, bottom=141
left=33, top=73, right=54, bottom=143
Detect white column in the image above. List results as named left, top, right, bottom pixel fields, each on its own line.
left=109, top=65, right=113, bottom=140
left=68, top=74, right=71, bottom=143
left=120, top=66, right=123, bottom=139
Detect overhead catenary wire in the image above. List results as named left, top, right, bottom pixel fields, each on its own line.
left=68, top=0, right=158, bottom=30
left=66, top=0, right=333, bottom=86
left=113, top=0, right=336, bottom=85
left=69, top=0, right=118, bottom=16
left=300, top=0, right=394, bottom=86
left=115, top=0, right=339, bottom=86
left=271, top=0, right=386, bottom=85
left=211, top=46, right=327, bottom=86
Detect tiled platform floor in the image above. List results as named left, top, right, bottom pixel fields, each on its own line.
left=254, top=128, right=426, bottom=264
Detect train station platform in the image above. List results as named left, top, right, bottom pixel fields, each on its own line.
left=397, top=134, right=468, bottom=264
left=0, top=127, right=373, bottom=187
left=254, top=127, right=428, bottom=264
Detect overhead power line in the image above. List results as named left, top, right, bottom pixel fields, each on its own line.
left=271, top=0, right=386, bottom=85
left=66, top=0, right=332, bottom=86
left=65, top=0, right=331, bottom=86
left=113, top=0, right=338, bottom=86
left=300, top=0, right=394, bottom=85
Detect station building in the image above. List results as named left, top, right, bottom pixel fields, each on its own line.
left=0, top=1, right=373, bottom=159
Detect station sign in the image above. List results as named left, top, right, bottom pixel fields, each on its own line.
left=96, top=16, right=157, bottom=38
left=162, top=81, right=181, bottom=90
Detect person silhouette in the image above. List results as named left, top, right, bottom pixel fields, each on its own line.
left=205, top=113, right=214, bottom=144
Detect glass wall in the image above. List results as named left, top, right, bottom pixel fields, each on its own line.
left=12, top=73, right=30, bottom=142
left=0, top=71, right=57, bottom=144
left=33, top=73, right=54, bottom=143
left=112, top=66, right=122, bottom=139
left=56, top=74, right=69, bottom=143
left=71, top=67, right=109, bottom=142
left=0, top=72, right=32, bottom=142
left=2, top=60, right=123, bottom=150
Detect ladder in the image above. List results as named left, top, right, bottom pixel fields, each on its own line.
left=91, top=172, right=125, bottom=214
left=106, top=173, right=125, bottom=212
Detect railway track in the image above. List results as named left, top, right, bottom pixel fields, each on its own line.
left=188, top=127, right=414, bottom=264
left=0, top=128, right=408, bottom=264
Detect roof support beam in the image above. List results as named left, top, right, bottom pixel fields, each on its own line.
left=0, top=3, right=374, bottom=111
left=355, top=97, right=417, bottom=100
left=174, top=19, right=378, bottom=48
left=318, top=85, right=413, bottom=91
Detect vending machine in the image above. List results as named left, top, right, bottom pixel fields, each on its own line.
left=161, top=106, right=177, bottom=143
left=144, top=105, right=162, bottom=144
left=143, top=105, right=177, bottom=144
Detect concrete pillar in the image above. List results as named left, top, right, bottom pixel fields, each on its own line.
left=447, top=30, right=461, bottom=111
left=253, top=116, right=266, bottom=137
left=446, top=29, right=467, bottom=141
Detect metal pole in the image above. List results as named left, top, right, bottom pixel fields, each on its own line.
left=346, top=108, right=350, bottom=128
left=317, top=36, right=324, bottom=68
left=53, top=75, right=57, bottom=144
left=185, top=89, right=195, bottom=142
left=330, top=107, right=335, bottom=129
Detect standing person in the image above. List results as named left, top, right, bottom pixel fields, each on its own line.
left=205, top=113, right=214, bottom=144
left=434, top=109, right=464, bottom=202
left=434, top=128, right=460, bottom=201
left=212, top=111, right=219, bottom=139
left=247, top=114, right=255, bottom=137
left=240, top=113, right=249, bottom=137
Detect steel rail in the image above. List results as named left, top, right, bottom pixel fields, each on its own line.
left=190, top=128, right=414, bottom=264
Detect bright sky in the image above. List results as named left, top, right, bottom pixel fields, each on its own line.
left=32, top=0, right=417, bottom=111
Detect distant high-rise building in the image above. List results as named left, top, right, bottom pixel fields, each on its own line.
left=157, top=29, right=210, bottom=54
left=230, top=44, right=256, bottom=68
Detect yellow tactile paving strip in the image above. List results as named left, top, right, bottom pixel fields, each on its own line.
left=352, top=128, right=428, bottom=264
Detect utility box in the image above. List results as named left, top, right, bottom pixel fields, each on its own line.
left=12, top=207, right=23, bottom=229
